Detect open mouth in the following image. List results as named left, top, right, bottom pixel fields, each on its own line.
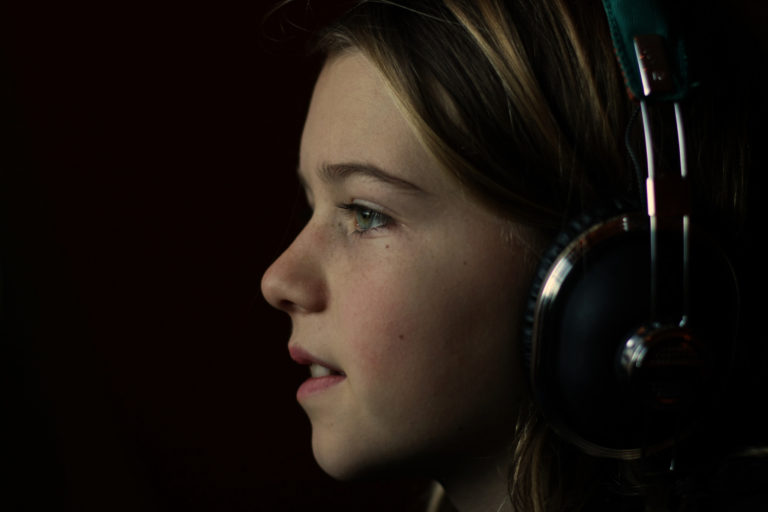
left=297, top=360, right=346, bottom=400
left=309, top=364, right=345, bottom=378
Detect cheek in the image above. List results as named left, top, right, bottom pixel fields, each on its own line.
left=334, top=256, right=428, bottom=378
left=334, top=242, right=525, bottom=427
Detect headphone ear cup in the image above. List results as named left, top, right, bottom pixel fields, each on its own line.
left=522, top=211, right=739, bottom=459
left=522, top=210, right=609, bottom=371
left=522, top=203, right=633, bottom=372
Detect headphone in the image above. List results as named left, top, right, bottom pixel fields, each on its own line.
left=523, top=0, right=740, bottom=461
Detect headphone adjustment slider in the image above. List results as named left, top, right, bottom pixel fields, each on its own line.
left=646, top=175, right=691, bottom=218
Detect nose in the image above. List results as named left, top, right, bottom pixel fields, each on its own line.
left=261, top=225, right=327, bottom=314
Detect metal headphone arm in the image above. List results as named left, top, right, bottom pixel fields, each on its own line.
left=633, top=34, right=691, bottom=328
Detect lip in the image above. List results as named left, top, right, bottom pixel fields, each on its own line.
left=288, top=345, right=344, bottom=373
left=289, top=345, right=346, bottom=400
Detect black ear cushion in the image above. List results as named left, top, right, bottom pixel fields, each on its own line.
left=521, top=203, right=628, bottom=374
left=520, top=202, right=739, bottom=455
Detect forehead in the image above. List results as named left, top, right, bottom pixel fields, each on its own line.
left=305, top=51, right=398, bottom=134
left=299, top=51, right=440, bottom=187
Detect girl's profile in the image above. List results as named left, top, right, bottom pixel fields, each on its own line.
left=261, top=1, right=768, bottom=510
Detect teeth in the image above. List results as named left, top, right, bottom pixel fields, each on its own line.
left=310, top=364, right=332, bottom=378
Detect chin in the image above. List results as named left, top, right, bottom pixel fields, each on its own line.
left=310, top=426, right=459, bottom=482
left=311, top=432, right=391, bottom=481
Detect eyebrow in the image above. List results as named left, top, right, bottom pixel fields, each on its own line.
left=299, top=162, right=426, bottom=194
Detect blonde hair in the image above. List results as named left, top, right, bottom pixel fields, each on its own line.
left=316, top=0, right=636, bottom=228
left=313, top=0, right=751, bottom=227
left=298, top=0, right=757, bottom=509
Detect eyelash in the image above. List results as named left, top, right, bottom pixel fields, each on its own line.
left=338, top=203, right=392, bottom=235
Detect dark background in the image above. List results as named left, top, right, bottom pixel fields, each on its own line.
left=1, top=2, right=428, bottom=511
left=2, top=2, right=766, bottom=512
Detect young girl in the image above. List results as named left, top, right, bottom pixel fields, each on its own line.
left=261, top=1, right=767, bottom=510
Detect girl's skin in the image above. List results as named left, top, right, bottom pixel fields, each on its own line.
left=261, top=51, right=539, bottom=511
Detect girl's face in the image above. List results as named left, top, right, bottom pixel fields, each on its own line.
left=261, top=51, right=537, bottom=479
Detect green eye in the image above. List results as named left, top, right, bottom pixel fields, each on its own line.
left=339, top=203, right=391, bottom=234
left=354, top=207, right=387, bottom=231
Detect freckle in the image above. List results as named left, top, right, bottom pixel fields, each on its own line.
left=399, top=334, right=404, bottom=340
left=386, top=244, right=390, bottom=249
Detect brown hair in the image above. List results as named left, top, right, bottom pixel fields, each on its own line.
left=290, top=0, right=760, bottom=509
left=312, top=0, right=752, bottom=232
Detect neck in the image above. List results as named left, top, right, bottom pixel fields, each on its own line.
left=436, top=449, right=515, bottom=512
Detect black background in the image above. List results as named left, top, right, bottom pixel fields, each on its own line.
left=1, top=2, right=428, bottom=511
left=2, top=1, right=766, bottom=511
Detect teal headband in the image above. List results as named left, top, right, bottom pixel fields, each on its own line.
left=601, top=0, right=690, bottom=101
